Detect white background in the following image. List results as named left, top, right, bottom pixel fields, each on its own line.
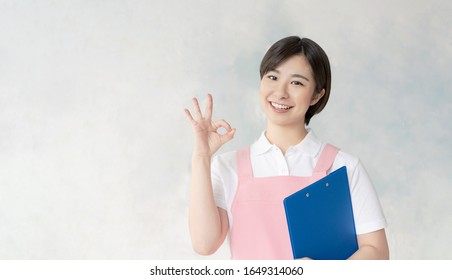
left=0, top=0, right=451, bottom=259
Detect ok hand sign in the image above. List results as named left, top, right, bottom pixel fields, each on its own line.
left=184, top=94, right=236, bottom=158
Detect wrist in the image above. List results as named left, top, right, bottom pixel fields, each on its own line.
left=192, top=153, right=212, bottom=162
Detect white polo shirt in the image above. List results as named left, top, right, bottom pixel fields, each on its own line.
left=211, top=129, right=387, bottom=235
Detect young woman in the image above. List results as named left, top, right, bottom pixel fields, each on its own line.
left=184, top=36, right=389, bottom=260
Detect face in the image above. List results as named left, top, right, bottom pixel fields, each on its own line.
left=260, top=54, right=324, bottom=129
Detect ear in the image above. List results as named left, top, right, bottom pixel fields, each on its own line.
left=310, top=89, right=325, bottom=106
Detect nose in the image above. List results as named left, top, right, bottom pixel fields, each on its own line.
left=273, top=82, right=289, bottom=99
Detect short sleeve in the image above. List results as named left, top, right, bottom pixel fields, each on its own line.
left=349, top=160, right=387, bottom=235
left=211, top=155, right=227, bottom=210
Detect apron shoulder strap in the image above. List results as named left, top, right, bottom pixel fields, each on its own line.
left=236, top=147, right=253, bottom=178
left=313, top=144, right=340, bottom=174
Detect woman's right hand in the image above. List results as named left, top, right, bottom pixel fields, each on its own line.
left=184, top=94, right=236, bottom=158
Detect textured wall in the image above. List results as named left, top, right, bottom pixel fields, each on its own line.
left=0, top=0, right=450, bottom=259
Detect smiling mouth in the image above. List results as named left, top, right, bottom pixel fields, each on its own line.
left=270, top=101, right=293, bottom=111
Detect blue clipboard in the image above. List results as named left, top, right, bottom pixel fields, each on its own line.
left=283, top=166, right=358, bottom=260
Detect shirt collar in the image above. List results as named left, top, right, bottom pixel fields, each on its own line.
left=250, top=128, right=323, bottom=157
left=250, top=131, right=274, bottom=156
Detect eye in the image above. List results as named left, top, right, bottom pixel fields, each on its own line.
left=267, top=75, right=277, bottom=81
left=291, top=81, right=304, bottom=86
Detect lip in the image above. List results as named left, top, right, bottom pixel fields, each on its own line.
left=269, top=101, right=294, bottom=112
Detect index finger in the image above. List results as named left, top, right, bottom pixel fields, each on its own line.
left=183, top=108, right=197, bottom=126
left=204, top=93, right=213, bottom=120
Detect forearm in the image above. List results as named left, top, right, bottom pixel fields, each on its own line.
left=188, top=155, right=225, bottom=255
left=348, top=229, right=389, bottom=260
left=348, top=245, right=389, bottom=260
left=184, top=94, right=234, bottom=255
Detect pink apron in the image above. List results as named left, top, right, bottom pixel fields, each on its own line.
left=230, top=144, right=339, bottom=259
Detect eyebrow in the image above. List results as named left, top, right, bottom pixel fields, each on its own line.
left=268, top=69, right=310, bottom=82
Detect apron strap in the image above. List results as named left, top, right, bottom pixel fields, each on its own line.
left=313, top=144, right=340, bottom=175
left=236, top=147, right=253, bottom=179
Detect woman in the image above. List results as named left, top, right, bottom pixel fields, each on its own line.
left=184, top=36, right=389, bottom=260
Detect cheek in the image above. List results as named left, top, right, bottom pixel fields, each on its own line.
left=259, top=82, right=267, bottom=98
left=259, top=84, right=270, bottom=107
left=259, top=80, right=272, bottom=96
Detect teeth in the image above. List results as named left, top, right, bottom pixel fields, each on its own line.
left=271, top=102, right=291, bottom=110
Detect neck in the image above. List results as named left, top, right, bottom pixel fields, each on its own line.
left=265, top=122, right=308, bottom=154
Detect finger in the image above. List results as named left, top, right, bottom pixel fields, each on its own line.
left=184, top=108, right=197, bottom=126
left=220, top=128, right=236, bottom=144
left=213, top=119, right=232, bottom=132
left=192, top=97, right=203, bottom=120
left=204, top=93, right=213, bottom=120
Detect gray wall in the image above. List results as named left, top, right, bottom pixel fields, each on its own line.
left=0, top=0, right=451, bottom=259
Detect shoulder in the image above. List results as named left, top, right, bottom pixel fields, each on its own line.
left=213, top=149, right=238, bottom=167
left=334, top=148, right=360, bottom=170
left=211, top=149, right=241, bottom=177
left=330, top=146, right=369, bottom=184
left=331, top=146, right=377, bottom=195
left=307, top=129, right=362, bottom=173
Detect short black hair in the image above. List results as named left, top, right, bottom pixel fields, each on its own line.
left=260, top=36, right=331, bottom=125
